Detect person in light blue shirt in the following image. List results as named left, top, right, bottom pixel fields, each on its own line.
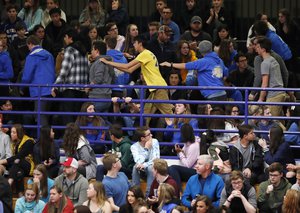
left=131, top=127, right=160, bottom=197
left=15, top=183, right=45, bottom=213
left=27, top=164, right=54, bottom=203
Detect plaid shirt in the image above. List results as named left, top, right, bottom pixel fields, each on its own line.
left=55, top=45, right=89, bottom=90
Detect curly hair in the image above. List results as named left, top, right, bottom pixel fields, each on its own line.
left=62, top=123, right=81, bottom=156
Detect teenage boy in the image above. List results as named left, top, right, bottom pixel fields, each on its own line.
left=100, top=35, right=173, bottom=126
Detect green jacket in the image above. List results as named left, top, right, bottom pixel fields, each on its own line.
left=112, top=136, right=134, bottom=170
left=257, top=177, right=291, bottom=213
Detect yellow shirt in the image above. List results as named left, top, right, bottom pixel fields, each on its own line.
left=135, top=49, right=167, bottom=91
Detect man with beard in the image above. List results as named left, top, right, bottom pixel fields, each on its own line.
left=181, top=16, right=212, bottom=54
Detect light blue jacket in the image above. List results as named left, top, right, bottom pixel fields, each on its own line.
left=15, top=197, right=45, bottom=213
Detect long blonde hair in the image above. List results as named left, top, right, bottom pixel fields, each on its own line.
left=89, top=180, right=107, bottom=208
left=158, top=183, right=176, bottom=211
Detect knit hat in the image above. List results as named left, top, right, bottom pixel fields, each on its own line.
left=198, top=40, right=212, bottom=55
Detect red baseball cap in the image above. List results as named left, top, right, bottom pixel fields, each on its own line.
left=61, top=157, right=79, bottom=169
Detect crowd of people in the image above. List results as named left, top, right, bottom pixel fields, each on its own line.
left=0, top=0, right=300, bottom=212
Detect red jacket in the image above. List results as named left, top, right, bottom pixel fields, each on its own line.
left=42, top=196, right=74, bottom=213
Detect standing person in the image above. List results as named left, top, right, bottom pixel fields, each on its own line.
left=96, top=123, right=134, bottom=181
left=52, top=29, right=89, bottom=125
left=147, top=25, right=177, bottom=81
left=119, top=186, right=145, bottom=213
left=17, top=0, right=43, bottom=32
left=0, top=124, right=35, bottom=195
left=0, top=38, right=13, bottom=101
left=102, top=152, right=130, bottom=212
left=181, top=154, right=224, bottom=208
left=27, top=164, right=54, bottom=203
left=160, top=40, right=228, bottom=103
left=62, top=123, right=97, bottom=180
left=42, top=185, right=74, bottom=213
left=257, top=162, right=292, bottom=213
left=15, top=183, right=46, bottom=213
left=229, top=124, right=265, bottom=185
left=54, top=157, right=89, bottom=206
left=220, top=170, right=257, bottom=213
left=33, top=125, right=60, bottom=179
left=254, top=36, right=286, bottom=116
left=21, top=35, right=55, bottom=126
left=87, top=40, right=114, bottom=114
left=100, top=35, right=174, bottom=126
left=83, top=180, right=112, bottom=213
left=131, top=127, right=160, bottom=197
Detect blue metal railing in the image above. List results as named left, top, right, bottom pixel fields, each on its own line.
left=1, top=83, right=300, bottom=151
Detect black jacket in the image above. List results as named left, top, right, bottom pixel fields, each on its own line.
left=229, top=140, right=264, bottom=175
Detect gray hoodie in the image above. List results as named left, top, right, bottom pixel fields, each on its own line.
left=55, top=172, right=88, bottom=206
left=0, top=131, right=12, bottom=160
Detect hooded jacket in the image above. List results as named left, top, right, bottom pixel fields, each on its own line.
left=0, top=51, right=13, bottom=83
left=185, top=51, right=228, bottom=98
left=112, top=136, right=134, bottom=171
left=88, top=55, right=114, bottom=99
left=54, top=172, right=89, bottom=206
left=258, top=178, right=291, bottom=213
left=74, top=136, right=97, bottom=180
left=229, top=139, right=264, bottom=176
left=107, top=49, right=130, bottom=92
left=22, top=46, right=55, bottom=97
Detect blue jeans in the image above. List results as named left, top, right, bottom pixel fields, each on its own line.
left=132, top=165, right=154, bottom=197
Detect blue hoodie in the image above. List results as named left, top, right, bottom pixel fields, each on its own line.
left=266, top=30, right=292, bottom=61
left=185, top=51, right=228, bottom=98
left=22, top=46, right=55, bottom=97
left=107, top=49, right=130, bottom=92
left=0, top=51, right=13, bottom=83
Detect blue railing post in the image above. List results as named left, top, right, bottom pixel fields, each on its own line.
left=36, top=85, right=41, bottom=139
left=244, top=89, right=249, bottom=124
left=139, top=86, right=145, bottom=127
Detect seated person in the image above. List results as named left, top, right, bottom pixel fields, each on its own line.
left=229, top=124, right=265, bottom=185
left=54, top=157, right=89, bottom=206
left=220, top=170, right=257, bottom=213
left=257, top=162, right=292, bottom=213
left=181, top=154, right=224, bottom=209
left=131, top=127, right=160, bottom=197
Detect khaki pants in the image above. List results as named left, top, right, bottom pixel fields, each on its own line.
left=266, top=93, right=286, bottom=116
left=144, top=89, right=174, bottom=126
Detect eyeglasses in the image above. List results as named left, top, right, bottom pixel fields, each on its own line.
left=238, top=58, right=247, bottom=63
